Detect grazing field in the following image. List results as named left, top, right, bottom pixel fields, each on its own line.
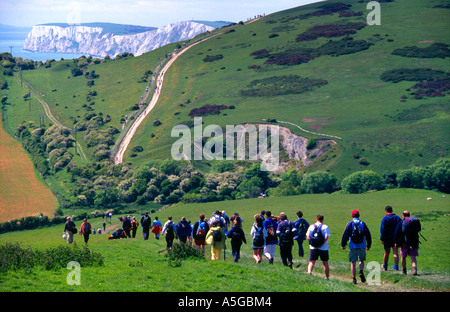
left=0, top=189, right=448, bottom=292
left=0, top=118, right=57, bottom=222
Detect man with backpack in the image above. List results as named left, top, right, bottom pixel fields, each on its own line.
left=263, top=211, right=278, bottom=264
left=227, top=218, right=247, bottom=262
left=341, top=210, right=372, bottom=284
left=122, top=216, right=132, bottom=238
left=162, top=216, right=177, bottom=250
left=276, top=212, right=296, bottom=268
left=293, top=210, right=310, bottom=257
left=206, top=220, right=227, bottom=260
left=63, top=216, right=77, bottom=244
left=140, top=212, right=152, bottom=240
left=80, top=218, right=92, bottom=245
left=306, top=214, right=330, bottom=279
left=177, top=216, right=192, bottom=244
left=130, top=217, right=139, bottom=238
left=380, top=206, right=402, bottom=271
left=394, top=211, right=421, bottom=275
left=152, top=216, right=162, bottom=239
left=193, top=213, right=210, bottom=254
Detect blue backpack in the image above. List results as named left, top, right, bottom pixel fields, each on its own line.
left=196, top=221, right=207, bottom=237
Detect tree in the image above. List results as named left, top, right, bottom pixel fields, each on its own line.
left=341, top=170, right=384, bottom=194
left=300, top=171, right=338, bottom=194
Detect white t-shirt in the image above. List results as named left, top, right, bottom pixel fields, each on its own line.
left=306, top=222, right=330, bottom=250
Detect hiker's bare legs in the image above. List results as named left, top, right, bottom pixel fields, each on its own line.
left=322, top=261, right=329, bottom=278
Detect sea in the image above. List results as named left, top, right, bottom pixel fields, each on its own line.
left=0, top=29, right=85, bottom=62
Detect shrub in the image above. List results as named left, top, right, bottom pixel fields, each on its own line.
left=391, top=43, right=450, bottom=59
left=0, top=242, right=104, bottom=273
left=240, top=75, right=328, bottom=97
left=267, top=181, right=300, bottom=197
left=300, top=172, right=338, bottom=194
left=166, top=243, right=205, bottom=267
left=188, top=104, right=234, bottom=117
left=202, top=54, right=223, bottom=62
left=296, top=22, right=366, bottom=42
left=380, top=68, right=449, bottom=83
left=341, top=170, right=385, bottom=194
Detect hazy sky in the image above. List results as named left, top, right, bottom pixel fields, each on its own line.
left=0, top=0, right=323, bottom=28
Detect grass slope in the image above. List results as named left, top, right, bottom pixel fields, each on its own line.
left=124, top=0, right=450, bottom=178
left=0, top=189, right=449, bottom=292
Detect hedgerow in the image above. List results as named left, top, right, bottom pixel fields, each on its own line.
left=0, top=242, right=104, bottom=273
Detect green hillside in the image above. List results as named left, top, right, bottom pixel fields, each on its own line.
left=6, top=0, right=449, bottom=179
left=123, top=0, right=449, bottom=178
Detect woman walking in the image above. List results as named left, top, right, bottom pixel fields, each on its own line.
left=250, top=215, right=267, bottom=263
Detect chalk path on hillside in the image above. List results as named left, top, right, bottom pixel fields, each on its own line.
left=114, top=18, right=262, bottom=165
left=113, top=36, right=216, bottom=164
left=277, top=120, right=343, bottom=140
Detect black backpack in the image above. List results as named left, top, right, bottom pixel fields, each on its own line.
left=166, top=221, right=174, bottom=236
left=142, top=215, right=150, bottom=227
left=351, top=221, right=364, bottom=244
left=402, top=216, right=421, bottom=247
left=213, top=229, right=222, bottom=242
left=253, top=226, right=265, bottom=247
left=309, top=224, right=325, bottom=247
left=280, top=221, right=294, bottom=244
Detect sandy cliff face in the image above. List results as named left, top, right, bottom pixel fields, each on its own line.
left=23, top=21, right=215, bottom=57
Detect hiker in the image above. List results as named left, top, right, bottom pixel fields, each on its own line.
left=260, top=210, right=266, bottom=221
left=177, top=216, right=191, bottom=244
left=108, top=228, right=127, bottom=240
left=263, top=211, right=278, bottom=264
left=250, top=214, right=267, bottom=263
left=80, top=218, right=92, bottom=245
left=162, top=216, right=177, bottom=250
left=227, top=219, right=247, bottom=262
left=231, top=212, right=243, bottom=228
left=380, top=205, right=402, bottom=271
left=103, top=222, right=106, bottom=232
left=222, top=211, right=230, bottom=232
left=206, top=219, right=227, bottom=260
left=63, top=216, right=76, bottom=244
left=341, top=210, right=372, bottom=284
left=141, top=212, right=152, bottom=240
left=193, top=213, right=210, bottom=254
left=394, top=211, right=422, bottom=275
left=306, top=214, right=330, bottom=279
left=122, top=216, right=131, bottom=238
left=210, top=210, right=226, bottom=232
left=276, top=212, right=296, bottom=268
left=188, top=220, right=193, bottom=244
left=293, top=210, right=310, bottom=257
left=152, top=216, right=162, bottom=240
left=130, top=217, right=139, bottom=238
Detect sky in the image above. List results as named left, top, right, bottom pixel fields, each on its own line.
left=0, top=0, right=323, bottom=28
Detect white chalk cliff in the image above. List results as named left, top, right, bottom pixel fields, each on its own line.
left=23, top=21, right=216, bottom=57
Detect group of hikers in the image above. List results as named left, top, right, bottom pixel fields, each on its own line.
left=63, top=206, right=422, bottom=283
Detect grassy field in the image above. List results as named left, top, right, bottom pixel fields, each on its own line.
left=0, top=118, right=58, bottom=222
left=1, top=188, right=448, bottom=292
